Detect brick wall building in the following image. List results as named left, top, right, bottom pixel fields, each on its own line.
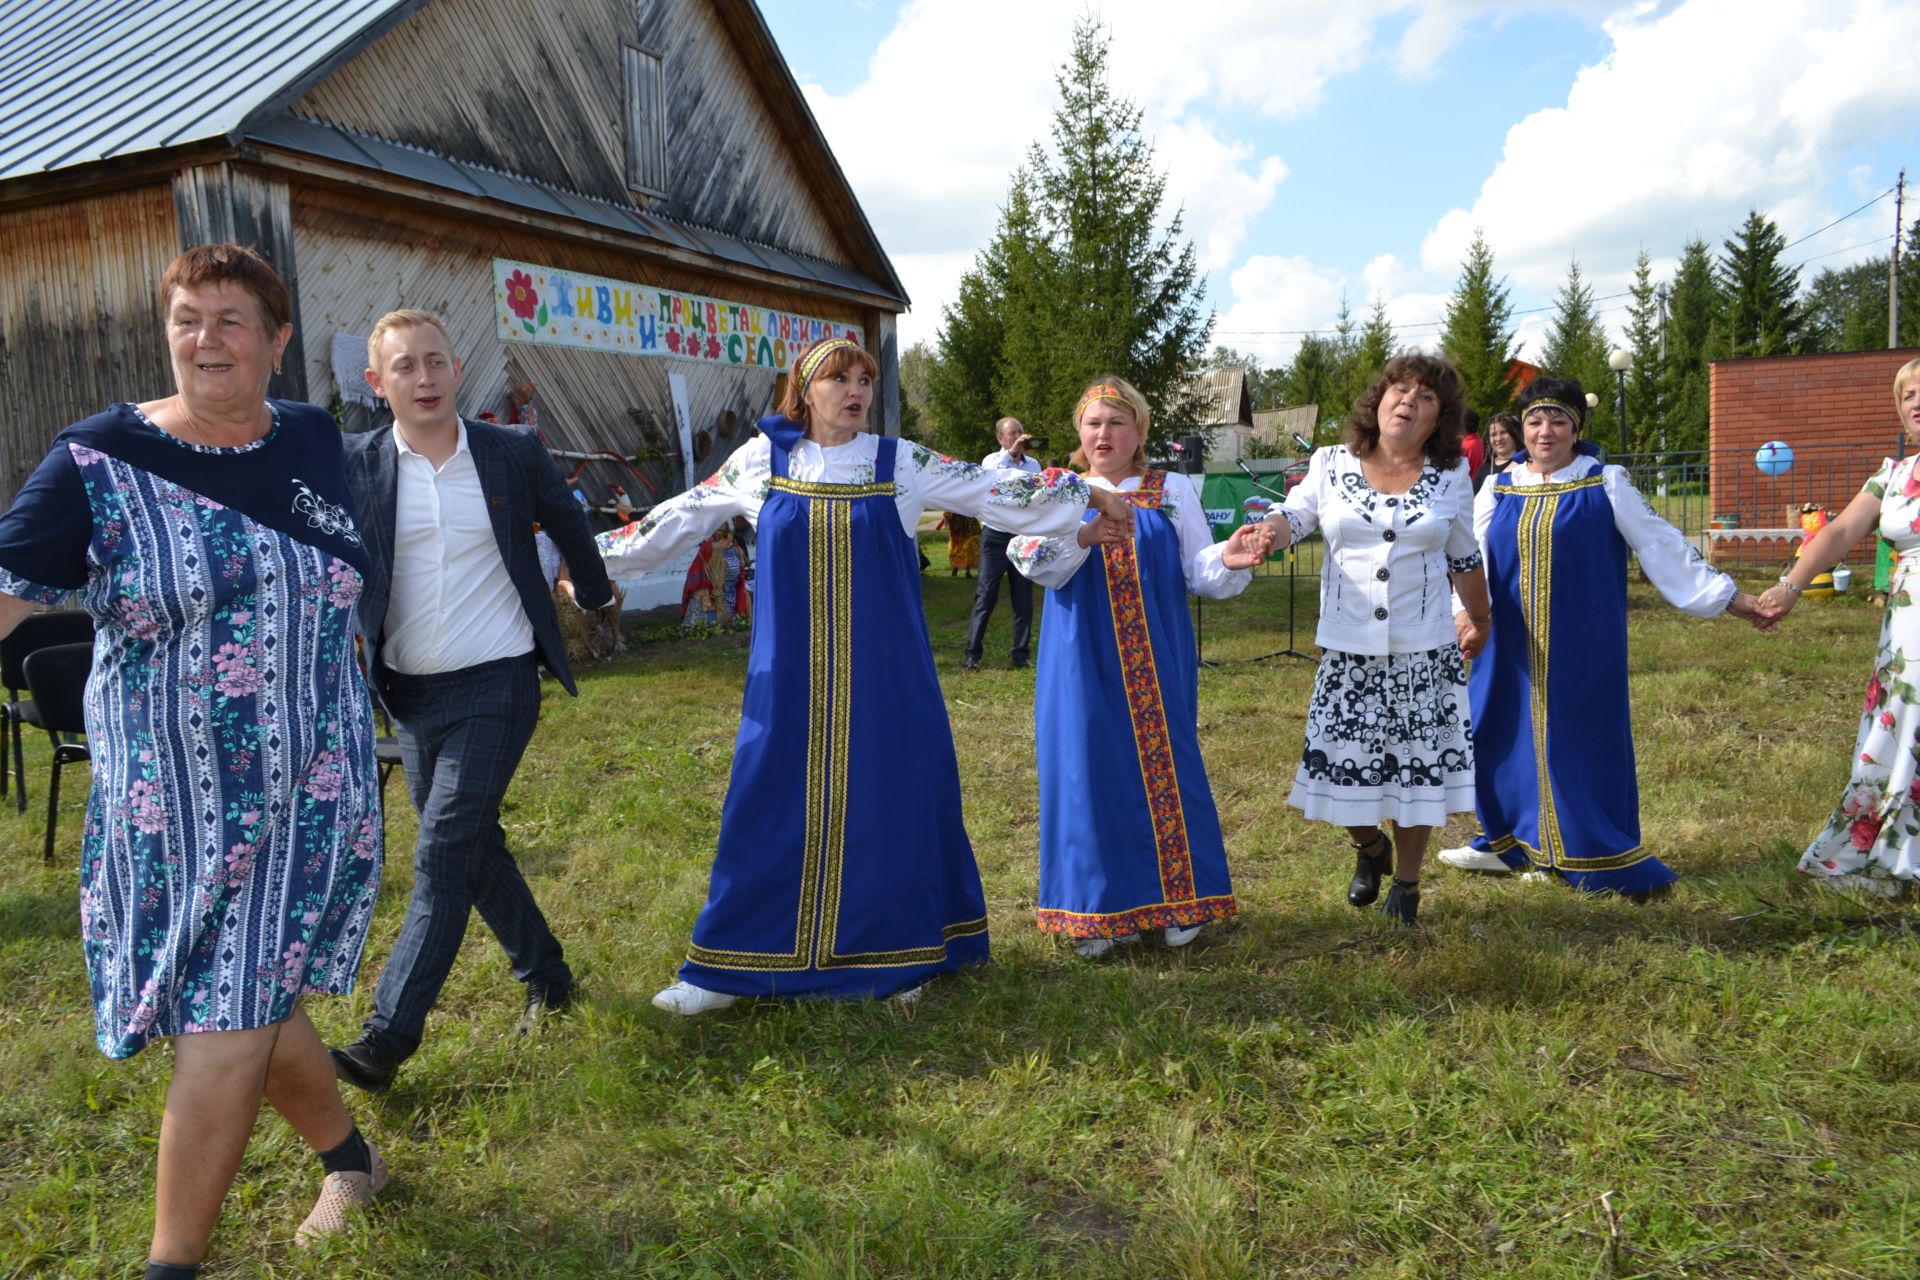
left=1707, top=348, right=1920, bottom=566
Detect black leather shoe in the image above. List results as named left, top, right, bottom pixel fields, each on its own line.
left=1346, top=829, right=1394, bottom=908
left=961, top=655, right=981, bottom=670
left=330, top=1033, right=401, bottom=1093
left=517, top=977, right=577, bottom=1036
left=1379, top=877, right=1421, bottom=926
left=1010, top=656, right=1029, bottom=669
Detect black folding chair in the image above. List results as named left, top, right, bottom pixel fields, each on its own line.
left=22, top=641, right=92, bottom=862
left=1, top=611, right=94, bottom=813
left=376, top=711, right=404, bottom=793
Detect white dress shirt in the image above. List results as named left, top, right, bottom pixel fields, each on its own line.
left=980, top=448, right=1043, bottom=533
left=1008, top=471, right=1249, bottom=598
left=1472, top=454, right=1734, bottom=618
left=596, top=434, right=1090, bottom=574
left=383, top=420, right=535, bottom=674
left=1279, top=445, right=1481, bottom=656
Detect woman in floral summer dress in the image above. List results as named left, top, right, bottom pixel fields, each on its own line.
left=1762, top=356, right=1920, bottom=897
left=596, top=337, right=1136, bottom=1015
left=0, top=246, right=385, bottom=1278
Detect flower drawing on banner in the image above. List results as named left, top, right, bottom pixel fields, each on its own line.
left=505, top=269, right=548, bottom=333
left=705, top=335, right=722, bottom=360
left=666, top=330, right=683, bottom=354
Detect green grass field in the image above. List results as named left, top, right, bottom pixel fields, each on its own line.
left=4, top=542, right=1919, bottom=1278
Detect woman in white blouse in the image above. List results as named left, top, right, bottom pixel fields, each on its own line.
left=1272, top=355, right=1492, bottom=925
left=596, top=338, right=1133, bottom=1014
left=1435, top=376, right=1773, bottom=897
left=1010, top=377, right=1272, bottom=957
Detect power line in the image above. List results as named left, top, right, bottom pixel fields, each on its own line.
left=1215, top=290, right=1635, bottom=339
left=1781, top=186, right=1896, bottom=251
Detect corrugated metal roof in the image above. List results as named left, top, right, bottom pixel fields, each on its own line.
left=0, top=0, right=907, bottom=305
left=248, top=115, right=902, bottom=302
left=0, top=0, right=416, bottom=179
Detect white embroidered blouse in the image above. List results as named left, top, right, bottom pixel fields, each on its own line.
left=1006, top=471, right=1249, bottom=599
left=1278, top=445, right=1481, bottom=656
left=596, top=433, right=1092, bottom=573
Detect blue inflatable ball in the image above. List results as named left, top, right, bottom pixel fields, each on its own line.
left=1755, top=440, right=1794, bottom=476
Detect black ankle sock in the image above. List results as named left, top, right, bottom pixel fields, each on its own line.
left=319, top=1124, right=373, bottom=1177
left=145, top=1263, right=199, bottom=1280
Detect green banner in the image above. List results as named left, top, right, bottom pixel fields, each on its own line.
left=1199, top=472, right=1292, bottom=560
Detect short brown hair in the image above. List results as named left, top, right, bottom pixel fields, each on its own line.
left=367, top=308, right=455, bottom=370
left=1345, top=353, right=1466, bottom=469
left=778, top=337, right=880, bottom=425
left=159, top=243, right=291, bottom=331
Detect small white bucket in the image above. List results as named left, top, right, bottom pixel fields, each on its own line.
left=1832, top=565, right=1853, bottom=593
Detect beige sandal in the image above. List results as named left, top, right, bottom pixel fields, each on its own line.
left=295, top=1141, right=388, bottom=1247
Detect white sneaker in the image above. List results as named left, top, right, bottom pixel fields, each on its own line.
left=1074, top=933, right=1141, bottom=959
left=650, top=981, right=738, bottom=1015
left=1164, top=923, right=1204, bottom=948
left=1437, top=845, right=1514, bottom=873
left=889, top=984, right=924, bottom=1005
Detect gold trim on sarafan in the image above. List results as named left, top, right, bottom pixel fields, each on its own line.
left=1514, top=489, right=1566, bottom=866
left=1482, top=832, right=1652, bottom=872
left=1492, top=475, right=1606, bottom=498
left=690, top=472, right=987, bottom=972
left=768, top=476, right=895, bottom=499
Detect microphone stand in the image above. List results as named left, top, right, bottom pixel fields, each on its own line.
left=1194, top=456, right=1316, bottom=667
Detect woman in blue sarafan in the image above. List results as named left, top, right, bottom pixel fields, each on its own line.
left=596, top=337, right=1131, bottom=1014
left=1010, top=377, right=1272, bottom=958
left=1436, top=377, right=1774, bottom=896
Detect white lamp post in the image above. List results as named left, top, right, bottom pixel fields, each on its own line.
left=1607, top=348, right=1633, bottom=454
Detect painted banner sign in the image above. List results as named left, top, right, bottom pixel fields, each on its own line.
left=493, top=258, right=862, bottom=367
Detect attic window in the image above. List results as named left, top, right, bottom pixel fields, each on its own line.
left=623, top=44, right=667, bottom=197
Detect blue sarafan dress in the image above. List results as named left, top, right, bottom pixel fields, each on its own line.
left=1464, top=447, right=1734, bottom=893
left=1012, top=470, right=1248, bottom=938
left=0, top=402, right=382, bottom=1058
left=597, top=424, right=1092, bottom=998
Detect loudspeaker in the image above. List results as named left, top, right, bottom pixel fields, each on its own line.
left=1178, top=433, right=1206, bottom=474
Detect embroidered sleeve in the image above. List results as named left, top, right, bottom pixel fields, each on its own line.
left=0, top=440, right=93, bottom=602
left=1008, top=530, right=1092, bottom=588
left=596, top=441, right=763, bottom=573
left=908, top=442, right=1089, bottom=539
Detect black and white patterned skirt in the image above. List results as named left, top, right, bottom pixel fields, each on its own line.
left=1287, top=645, right=1476, bottom=827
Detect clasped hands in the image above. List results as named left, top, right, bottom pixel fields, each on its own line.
left=1077, top=488, right=1135, bottom=548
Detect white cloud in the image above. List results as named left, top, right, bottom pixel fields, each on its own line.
left=1418, top=0, right=1920, bottom=317
left=1213, top=254, right=1350, bottom=365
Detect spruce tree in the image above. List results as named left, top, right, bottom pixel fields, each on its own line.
left=1622, top=249, right=1664, bottom=455
left=1354, top=296, right=1397, bottom=392
left=1439, top=229, right=1519, bottom=425
left=927, top=20, right=1211, bottom=457
left=1280, top=334, right=1343, bottom=441
left=1538, top=257, right=1618, bottom=451
left=1717, top=209, right=1802, bottom=357
left=1659, top=238, right=1719, bottom=454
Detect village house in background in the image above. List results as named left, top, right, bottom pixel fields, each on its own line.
left=0, top=0, right=908, bottom=529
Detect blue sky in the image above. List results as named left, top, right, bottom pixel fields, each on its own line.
left=764, top=1, right=1920, bottom=366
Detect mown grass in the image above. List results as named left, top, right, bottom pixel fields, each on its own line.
left=4, top=543, right=1920, bottom=1278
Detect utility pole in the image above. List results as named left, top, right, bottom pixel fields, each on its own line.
left=1893, top=169, right=1905, bottom=349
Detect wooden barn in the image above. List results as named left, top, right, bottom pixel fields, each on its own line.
left=0, top=0, right=908, bottom=518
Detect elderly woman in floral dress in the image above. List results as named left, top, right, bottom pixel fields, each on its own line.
left=0, top=245, right=383, bottom=1278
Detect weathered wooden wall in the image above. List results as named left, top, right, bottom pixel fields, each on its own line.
left=173, top=161, right=308, bottom=401
left=0, top=185, right=176, bottom=504
left=292, top=183, right=805, bottom=511
left=291, top=0, right=847, bottom=265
